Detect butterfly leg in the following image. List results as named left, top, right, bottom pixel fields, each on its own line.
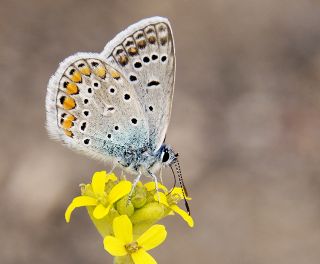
left=110, top=160, right=118, bottom=173
left=121, top=170, right=126, bottom=180
left=127, top=170, right=142, bottom=203
left=159, top=167, right=164, bottom=184
left=147, top=170, right=160, bottom=202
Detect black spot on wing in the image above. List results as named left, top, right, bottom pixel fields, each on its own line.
left=147, top=81, right=160, bottom=87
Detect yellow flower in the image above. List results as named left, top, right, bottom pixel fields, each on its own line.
left=65, top=171, right=131, bottom=222
left=144, top=182, right=168, bottom=193
left=145, top=183, right=191, bottom=202
left=104, top=215, right=167, bottom=264
left=152, top=186, right=194, bottom=228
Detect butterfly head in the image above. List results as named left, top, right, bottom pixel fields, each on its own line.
left=158, top=144, right=177, bottom=166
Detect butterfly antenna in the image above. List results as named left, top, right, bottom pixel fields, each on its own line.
left=174, top=158, right=191, bottom=215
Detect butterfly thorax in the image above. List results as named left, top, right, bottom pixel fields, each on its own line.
left=117, top=144, right=177, bottom=174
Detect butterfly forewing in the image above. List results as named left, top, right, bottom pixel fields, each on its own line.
left=102, top=17, right=175, bottom=152
left=46, top=53, right=149, bottom=162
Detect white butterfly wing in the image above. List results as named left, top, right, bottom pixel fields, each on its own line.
left=46, top=53, right=149, bottom=163
left=101, top=17, right=175, bottom=152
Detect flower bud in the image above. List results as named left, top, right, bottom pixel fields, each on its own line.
left=130, top=202, right=166, bottom=236
left=105, top=180, right=116, bottom=194
left=131, top=183, right=147, bottom=208
left=116, top=195, right=134, bottom=216
left=131, top=202, right=165, bottom=224
left=87, top=207, right=119, bottom=238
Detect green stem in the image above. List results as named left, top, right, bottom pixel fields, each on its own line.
left=114, top=255, right=134, bottom=264
left=86, top=207, right=119, bottom=237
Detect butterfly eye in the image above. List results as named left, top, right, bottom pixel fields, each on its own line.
left=162, top=151, right=170, bottom=163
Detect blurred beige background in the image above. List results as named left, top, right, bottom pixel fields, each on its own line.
left=1, top=0, right=320, bottom=263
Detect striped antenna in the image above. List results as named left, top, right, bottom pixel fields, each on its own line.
left=173, top=158, right=190, bottom=215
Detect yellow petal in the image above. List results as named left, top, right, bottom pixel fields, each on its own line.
left=91, top=171, right=107, bottom=196
left=93, top=203, right=110, bottom=219
left=104, top=236, right=127, bottom=256
left=108, top=181, right=132, bottom=204
left=106, top=172, right=118, bottom=182
left=171, top=187, right=192, bottom=200
left=171, top=205, right=194, bottom=227
left=131, top=249, right=157, bottom=264
left=154, top=192, right=169, bottom=207
left=137, top=225, right=167, bottom=251
left=65, top=196, right=97, bottom=223
left=113, top=215, right=133, bottom=244
left=144, top=182, right=168, bottom=192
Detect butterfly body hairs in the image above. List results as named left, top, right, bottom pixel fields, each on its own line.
left=46, top=17, right=184, bottom=196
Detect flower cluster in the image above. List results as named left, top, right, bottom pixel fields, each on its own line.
left=65, top=171, right=194, bottom=264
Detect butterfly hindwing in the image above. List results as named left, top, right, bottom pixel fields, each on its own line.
left=46, top=53, right=149, bottom=162
left=101, top=17, right=175, bottom=152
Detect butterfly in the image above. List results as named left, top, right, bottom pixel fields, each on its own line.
left=46, top=16, right=188, bottom=210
